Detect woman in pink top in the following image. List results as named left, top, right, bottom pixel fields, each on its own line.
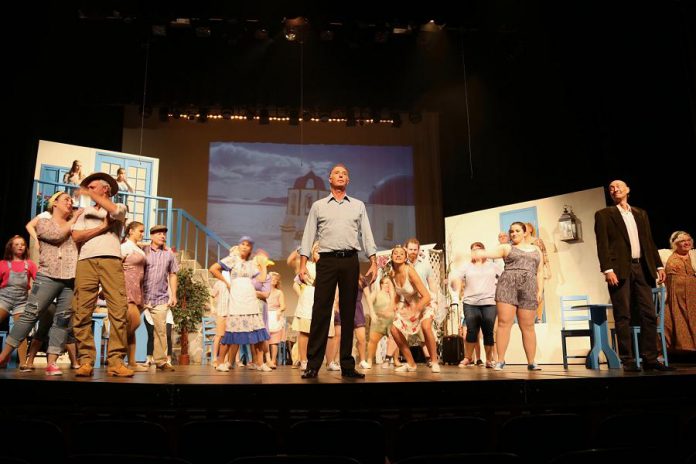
left=0, top=235, right=38, bottom=367
left=121, top=221, right=148, bottom=371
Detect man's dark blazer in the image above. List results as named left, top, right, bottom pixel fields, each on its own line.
left=594, top=205, right=662, bottom=280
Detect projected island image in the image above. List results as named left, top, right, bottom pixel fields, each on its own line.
left=207, top=142, right=416, bottom=259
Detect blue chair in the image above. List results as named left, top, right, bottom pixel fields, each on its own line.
left=630, top=287, right=668, bottom=368
left=560, top=295, right=592, bottom=369
left=201, top=316, right=217, bottom=365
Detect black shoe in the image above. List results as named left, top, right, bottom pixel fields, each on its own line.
left=643, top=362, right=676, bottom=372
left=341, top=368, right=365, bottom=379
left=623, top=363, right=641, bottom=372
left=301, top=368, right=319, bottom=379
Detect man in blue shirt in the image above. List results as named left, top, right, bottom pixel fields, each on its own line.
left=299, top=164, right=377, bottom=379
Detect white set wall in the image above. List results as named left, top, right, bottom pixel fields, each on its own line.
left=445, top=187, right=611, bottom=364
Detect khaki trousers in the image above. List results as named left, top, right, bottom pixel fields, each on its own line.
left=73, top=257, right=128, bottom=367
left=144, top=303, right=169, bottom=365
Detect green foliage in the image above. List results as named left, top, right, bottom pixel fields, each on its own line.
left=172, top=267, right=209, bottom=334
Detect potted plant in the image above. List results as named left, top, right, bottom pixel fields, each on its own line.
left=171, top=267, right=209, bottom=365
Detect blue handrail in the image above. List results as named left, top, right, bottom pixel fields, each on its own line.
left=157, top=208, right=231, bottom=269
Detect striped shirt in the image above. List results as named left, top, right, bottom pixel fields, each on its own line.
left=143, top=246, right=179, bottom=306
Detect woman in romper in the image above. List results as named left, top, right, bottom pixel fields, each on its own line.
left=474, top=221, right=543, bottom=371
left=120, top=221, right=149, bottom=371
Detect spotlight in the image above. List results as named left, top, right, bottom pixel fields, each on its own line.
left=259, top=108, right=269, bottom=124
left=186, top=108, right=196, bottom=121
left=284, top=17, right=307, bottom=42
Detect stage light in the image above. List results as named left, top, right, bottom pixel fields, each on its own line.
left=221, top=108, right=232, bottom=120
left=284, top=17, right=307, bottom=42
left=420, top=20, right=446, bottom=32
left=259, top=108, right=269, bottom=124
left=187, top=108, right=196, bottom=121
left=171, top=107, right=181, bottom=119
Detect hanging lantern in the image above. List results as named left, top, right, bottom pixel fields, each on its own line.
left=559, top=205, right=579, bottom=242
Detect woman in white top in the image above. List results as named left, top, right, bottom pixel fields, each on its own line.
left=450, top=242, right=502, bottom=368
left=209, top=236, right=271, bottom=372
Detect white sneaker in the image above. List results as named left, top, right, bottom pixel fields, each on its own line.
left=258, top=363, right=272, bottom=372
left=300, top=360, right=308, bottom=371
left=359, top=360, right=371, bottom=369
left=395, top=364, right=417, bottom=372
left=381, top=361, right=390, bottom=369
left=431, top=362, right=441, bottom=373
left=247, top=363, right=257, bottom=370
left=215, top=363, right=230, bottom=372
left=327, top=361, right=341, bottom=371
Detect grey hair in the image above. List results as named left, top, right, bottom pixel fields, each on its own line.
left=98, top=179, right=112, bottom=196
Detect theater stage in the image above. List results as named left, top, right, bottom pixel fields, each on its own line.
left=2, top=363, right=696, bottom=417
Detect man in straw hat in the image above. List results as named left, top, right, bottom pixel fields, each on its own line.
left=71, top=172, right=134, bottom=377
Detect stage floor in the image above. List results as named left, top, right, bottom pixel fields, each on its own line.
left=2, top=362, right=694, bottom=384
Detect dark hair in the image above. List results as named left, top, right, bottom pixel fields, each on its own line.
left=509, top=222, right=527, bottom=234
left=470, top=242, right=485, bottom=250
left=122, top=221, right=144, bottom=243
left=4, top=235, right=28, bottom=260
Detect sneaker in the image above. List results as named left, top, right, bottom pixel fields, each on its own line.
left=215, top=363, right=230, bottom=372
left=19, top=365, right=35, bottom=373
left=359, top=360, right=371, bottom=369
left=107, top=364, right=135, bottom=377
left=431, top=362, right=441, bottom=373
left=128, top=363, right=150, bottom=372
left=381, top=361, right=390, bottom=369
left=527, top=363, right=542, bottom=371
left=476, top=359, right=484, bottom=367
left=493, top=361, right=506, bottom=371
left=300, top=360, right=308, bottom=371
left=394, top=364, right=417, bottom=372
left=156, top=363, right=175, bottom=372
left=485, top=361, right=496, bottom=369
left=45, top=363, right=63, bottom=376
left=247, top=363, right=257, bottom=370
left=258, top=363, right=272, bottom=372
left=327, top=361, right=341, bottom=371
left=75, top=364, right=94, bottom=377
left=458, top=358, right=473, bottom=368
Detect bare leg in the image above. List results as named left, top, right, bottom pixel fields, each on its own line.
left=66, top=343, right=80, bottom=368
left=298, top=332, right=310, bottom=363
left=269, top=344, right=278, bottom=367
left=126, top=303, right=142, bottom=366
left=354, top=326, right=366, bottom=362
left=390, top=326, right=416, bottom=368
left=420, top=318, right=439, bottom=364
left=25, top=337, right=43, bottom=367
left=517, top=308, right=538, bottom=364
left=496, top=303, right=517, bottom=363
left=366, top=332, right=383, bottom=367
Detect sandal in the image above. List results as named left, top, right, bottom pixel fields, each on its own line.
left=19, top=365, right=35, bottom=372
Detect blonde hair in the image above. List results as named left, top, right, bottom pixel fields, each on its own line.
left=670, top=231, right=693, bottom=250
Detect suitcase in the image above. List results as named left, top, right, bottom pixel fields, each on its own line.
left=442, top=303, right=465, bottom=365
